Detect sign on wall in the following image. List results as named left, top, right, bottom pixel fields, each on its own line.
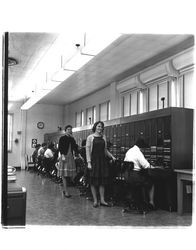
left=31, top=139, right=37, bottom=148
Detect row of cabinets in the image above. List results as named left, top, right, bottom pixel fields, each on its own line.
left=44, top=108, right=193, bottom=170
left=73, top=117, right=171, bottom=148
left=73, top=117, right=171, bottom=167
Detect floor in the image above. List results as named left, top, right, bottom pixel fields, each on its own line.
left=15, top=169, right=192, bottom=227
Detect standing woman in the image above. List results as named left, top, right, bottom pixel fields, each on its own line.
left=86, top=121, right=116, bottom=207
left=58, top=125, right=79, bottom=198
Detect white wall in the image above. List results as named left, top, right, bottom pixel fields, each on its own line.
left=64, top=82, right=120, bottom=127
left=8, top=102, right=23, bottom=167
left=25, top=104, right=64, bottom=157
left=8, top=103, right=64, bottom=167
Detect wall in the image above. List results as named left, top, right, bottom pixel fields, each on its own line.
left=8, top=103, right=64, bottom=167
left=25, top=104, right=64, bottom=157
left=63, top=82, right=120, bottom=126
left=8, top=102, right=23, bottom=167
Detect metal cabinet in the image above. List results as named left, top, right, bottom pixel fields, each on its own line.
left=7, top=184, right=26, bottom=226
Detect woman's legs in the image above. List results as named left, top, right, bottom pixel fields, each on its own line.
left=62, top=176, right=70, bottom=196
left=99, top=185, right=108, bottom=205
left=91, top=185, right=98, bottom=205
left=149, top=184, right=155, bottom=206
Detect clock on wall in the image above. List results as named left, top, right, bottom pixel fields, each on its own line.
left=37, top=122, right=44, bottom=129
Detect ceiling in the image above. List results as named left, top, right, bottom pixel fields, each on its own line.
left=8, top=33, right=194, bottom=107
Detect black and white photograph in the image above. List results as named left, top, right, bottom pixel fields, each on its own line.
left=0, top=1, right=195, bottom=250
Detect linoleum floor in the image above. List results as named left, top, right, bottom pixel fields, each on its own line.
left=15, top=169, right=192, bottom=227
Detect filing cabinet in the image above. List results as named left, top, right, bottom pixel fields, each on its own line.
left=7, top=183, right=26, bottom=226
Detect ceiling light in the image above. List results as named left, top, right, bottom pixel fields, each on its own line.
left=81, top=33, right=122, bottom=55
left=51, top=68, right=75, bottom=82
left=63, top=53, right=93, bottom=71
left=20, top=33, right=123, bottom=109
left=20, top=90, right=50, bottom=110
left=8, top=57, right=18, bottom=66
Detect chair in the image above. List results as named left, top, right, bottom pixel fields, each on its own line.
left=122, top=161, right=150, bottom=214
left=25, top=154, right=35, bottom=171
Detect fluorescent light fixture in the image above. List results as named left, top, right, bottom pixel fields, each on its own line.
left=21, top=90, right=50, bottom=110
left=63, top=33, right=122, bottom=71
left=51, top=68, right=75, bottom=82
left=20, top=33, right=122, bottom=110
left=82, top=33, right=122, bottom=55
left=63, top=53, right=93, bottom=71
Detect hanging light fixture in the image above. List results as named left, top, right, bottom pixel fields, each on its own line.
left=8, top=57, right=18, bottom=66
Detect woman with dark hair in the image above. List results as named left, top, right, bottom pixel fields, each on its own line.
left=58, top=125, right=79, bottom=198
left=86, top=121, right=116, bottom=208
left=124, top=138, right=155, bottom=210
left=43, top=143, right=55, bottom=175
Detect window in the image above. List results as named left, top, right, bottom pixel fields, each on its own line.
left=75, top=111, right=84, bottom=127
left=8, top=113, right=13, bottom=152
left=130, top=91, right=137, bottom=115
left=86, top=106, right=95, bottom=125
left=99, top=101, right=110, bottom=121
left=176, top=75, right=184, bottom=107
left=149, top=84, right=157, bottom=111
left=92, top=106, right=96, bottom=123
left=122, top=93, right=130, bottom=117
left=81, top=111, right=84, bottom=126
left=75, top=112, right=81, bottom=127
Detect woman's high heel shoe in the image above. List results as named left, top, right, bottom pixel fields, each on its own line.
left=62, top=191, right=71, bottom=198
left=93, top=202, right=99, bottom=208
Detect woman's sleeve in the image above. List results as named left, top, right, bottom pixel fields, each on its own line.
left=138, top=150, right=150, bottom=169
left=49, top=149, right=54, bottom=158
left=58, top=137, right=64, bottom=155
left=86, top=135, right=91, bottom=163
left=73, top=138, right=79, bottom=155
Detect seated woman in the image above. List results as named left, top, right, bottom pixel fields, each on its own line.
left=32, top=144, right=41, bottom=171
left=44, top=143, right=55, bottom=175
left=124, top=138, right=155, bottom=211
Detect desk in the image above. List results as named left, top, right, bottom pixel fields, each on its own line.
left=7, top=183, right=26, bottom=226
left=148, top=168, right=176, bottom=211
left=174, top=169, right=193, bottom=215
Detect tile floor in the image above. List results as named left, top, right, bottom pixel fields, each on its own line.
left=15, top=169, right=192, bottom=227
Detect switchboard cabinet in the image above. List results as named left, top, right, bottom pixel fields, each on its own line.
left=44, top=108, right=193, bottom=170
left=44, top=108, right=193, bottom=211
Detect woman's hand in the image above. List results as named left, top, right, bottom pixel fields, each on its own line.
left=87, top=162, right=92, bottom=169
left=111, top=156, right=116, bottom=162
left=61, top=154, right=66, bottom=161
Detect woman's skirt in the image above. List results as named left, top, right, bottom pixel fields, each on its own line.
left=57, top=148, right=76, bottom=179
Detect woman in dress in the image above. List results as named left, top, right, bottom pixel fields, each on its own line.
left=58, top=125, right=79, bottom=198
left=86, top=121, right=116, bottom=207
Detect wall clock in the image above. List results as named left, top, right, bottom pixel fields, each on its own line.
left=37, top=122, right=44, bottom=129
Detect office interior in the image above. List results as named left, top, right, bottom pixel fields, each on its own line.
left=2, top=32, right=195, bottom=227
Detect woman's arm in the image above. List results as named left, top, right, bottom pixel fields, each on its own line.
left=72, top=138, right=79, bottom=156
left=86, top=135, right=92, bottom=163
left=138, top=150, right=150, bottom=169
left=58, top=136, right=64, bottom=155
left=105, top=148, right=116, bottom=161
left=103, top=135, right=116, bottom=161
